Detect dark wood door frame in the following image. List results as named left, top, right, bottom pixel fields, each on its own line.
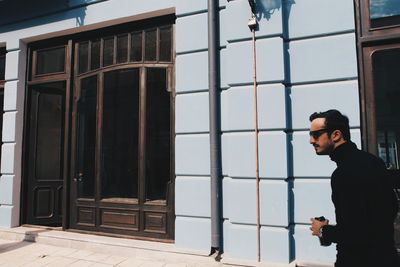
left=360, top=43, right=400, bottom=155
left=21, top=15, right=176, bottom=241
left=21, top=40, right=73, bottom=228
left=69, top=63, right=175, bottom=240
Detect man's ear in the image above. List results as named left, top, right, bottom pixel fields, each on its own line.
left=331, top=129, right=343, bottom=142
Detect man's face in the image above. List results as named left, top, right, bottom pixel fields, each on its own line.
left=309, top=118, right=335, bottom=155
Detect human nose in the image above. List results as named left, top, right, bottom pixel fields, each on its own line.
left=309, top=135, right=315, bottom=144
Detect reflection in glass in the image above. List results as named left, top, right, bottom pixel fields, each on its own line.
left=102, top=69, right=139, bottom=199
left=372, top=48, right=400, bottom=250
left=35, top=82, right=65, bottom=181
left=91, top=39, right=100, bottom=70
left=145, top=68, right=170, bottom=201
left=36, top=47, right=65, bottom=75
left=131, top=32, right=142, bottom=62
left=77, top=76, right=97, bottom=198
left=145, top=30, right=157, bottom=61
left=117, top=34, right=128, bottom=63
left=370, top=0, right=400, bottom=19
left=373, top=49, right=400, bottom=170
left=159, top=27, right=172, bottom=62
left=103, top=37, right=114, bottom=67
left=378, top=131, right=399, bottom=169
left=78, top=42, right=89, bottom=74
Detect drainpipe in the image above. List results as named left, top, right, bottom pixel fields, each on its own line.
left=208, top=0, right=222, bottom=256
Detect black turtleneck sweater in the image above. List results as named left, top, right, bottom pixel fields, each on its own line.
left=322, top=141, right=399, bottom=266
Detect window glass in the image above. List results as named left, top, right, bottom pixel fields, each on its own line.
left=102, top=69, right=140, bottom=199
left=373, top=49, right=400, bottom=170
left=372, top=48, right=400, bottom=250
left=159, top=27, right=172, bottom=62
left=145, top=30, right=157, bottom=61
left=130, top=32, right=143, bottom=62
left=103, top=37, right=114, bottom=67
left=116, top=34, right=128, bottom=63
left=78, top=42, right=89, bottom=74
left=90, top=39, right=101, bottom=70
left=370, top=0, right=400, bottom=19
left=36, top=46, right=65, bottom=75
left=35, top=82, right=65, bottom=180
left=145, top=68, right=170, bottom=201
left=76, top=76, right=97, bottom=198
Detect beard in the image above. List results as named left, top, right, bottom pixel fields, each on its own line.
left=314, top=144, right=334, bottom=155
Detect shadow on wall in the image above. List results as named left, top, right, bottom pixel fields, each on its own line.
left=255, top=0, right=295, bottom=20
left=0, top=0, right=90, bottom=33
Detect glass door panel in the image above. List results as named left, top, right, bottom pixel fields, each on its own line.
left=372, top=47, right=400, bottom=250
left=36, top=91, right=64, bottom=180
left=76, top=75, right=97, bottom=198
left=373, top=49, right=400, bottom=169
left=25, top=82, right=65, bottom=226
left=101, top=68, right=140, bottom=200
left=145, top=68, right=170, bottom=202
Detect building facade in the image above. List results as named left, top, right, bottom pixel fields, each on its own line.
left=0, top=0, right=399, bottom=265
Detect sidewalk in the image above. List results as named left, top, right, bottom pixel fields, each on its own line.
left=0, top=226, right=227, bottom=267
left=0, top=238, right=213, bottom=267
left=0, top=227, right=302, bottom=267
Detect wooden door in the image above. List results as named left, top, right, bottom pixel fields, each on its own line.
left=70, top=67, right=174, bottom=240
left=25, top=82, right=65, bottom=226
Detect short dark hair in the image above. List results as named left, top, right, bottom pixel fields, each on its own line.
left=309, top=109, right=351, bottom=141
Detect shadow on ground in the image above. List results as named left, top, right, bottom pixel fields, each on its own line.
left=0, top=229, right=49, bottom=254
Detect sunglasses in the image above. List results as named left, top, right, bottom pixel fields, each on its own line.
left=309, top=128, right=330, bottom=139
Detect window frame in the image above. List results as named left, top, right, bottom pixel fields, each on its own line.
left=357, top=0, right=400, bottom=40
left=354, top=0, right=400, bottom=152
left=30, top=45, right=69, bottom=81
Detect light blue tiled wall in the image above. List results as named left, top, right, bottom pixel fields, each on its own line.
left=286, top=0, right=355, bottom=39
left=176, top=52, right=209, bottom=93
left=175, top=0, right=215, bottom=253
left=217, top=0, right=292, bottom=263
left=175, top=0, right=359, bottom=264
left=176, top=13, right=208, bottom=53
left=289, top=34, right=358, bottom=84
left=290, top=80, right=360, bottom=130
left=0, top=0, right=360, bottom=264
left=175, top=216, right=211, bottom=251
left=226, top=38, right=284, bottom=85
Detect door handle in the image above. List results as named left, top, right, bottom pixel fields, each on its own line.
left=74, top=172, right=84, bottom=182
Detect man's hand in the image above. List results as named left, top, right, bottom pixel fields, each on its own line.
left=310, top=218, right=329, bottom=236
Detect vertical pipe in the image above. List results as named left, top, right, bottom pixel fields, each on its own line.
left=248, top=0, right=261, bottom=261
left=251, top=27, right=261, bottom=262
left=208, top=0, right=222, bottom=251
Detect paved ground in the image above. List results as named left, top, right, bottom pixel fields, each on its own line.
left=0, top=239, right=218, bottom=267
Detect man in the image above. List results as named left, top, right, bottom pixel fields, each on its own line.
left=308, top=109, right=399, bottom=267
